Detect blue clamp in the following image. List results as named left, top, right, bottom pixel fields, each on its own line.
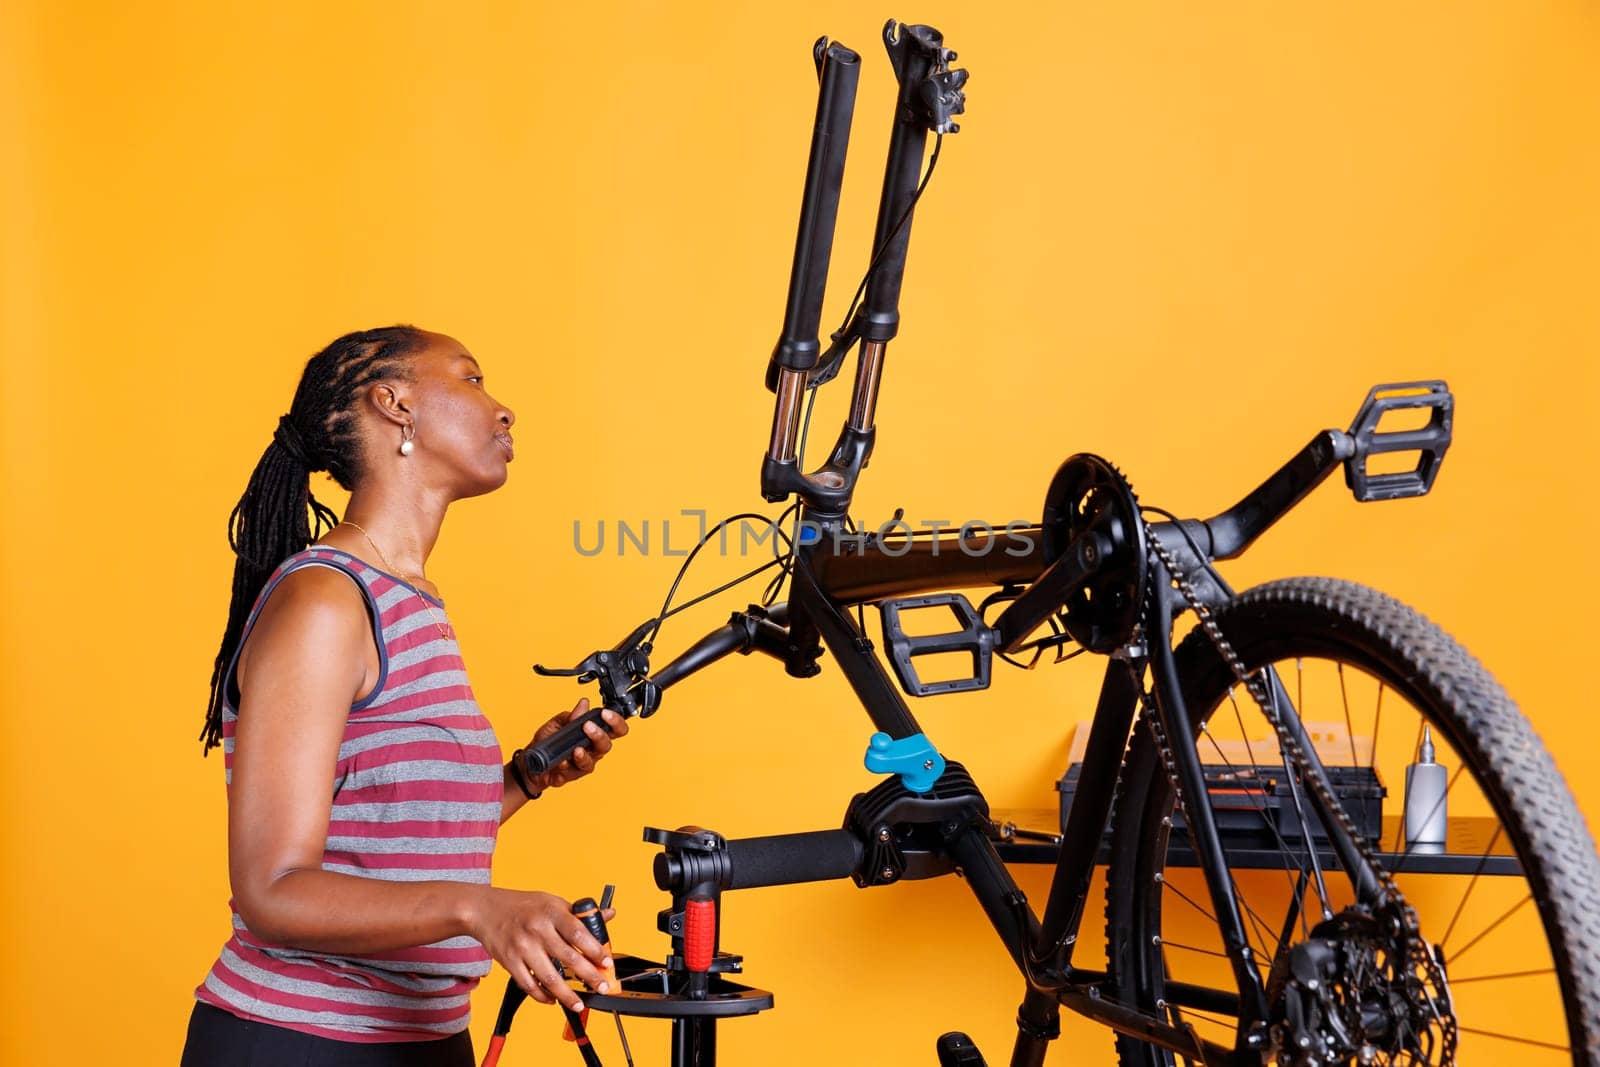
left=863, top=731, right=946, bottom=794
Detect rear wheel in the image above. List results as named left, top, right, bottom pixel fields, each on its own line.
left=1105, top=577, right=1600, bottom=1065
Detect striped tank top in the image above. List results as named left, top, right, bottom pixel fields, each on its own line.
left=195, top=545, right=505, bottom=1042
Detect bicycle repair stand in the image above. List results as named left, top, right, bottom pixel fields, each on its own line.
left=585, top=827, right=778, bottom=1066
left=584, top=740, right=1002, bottom=1067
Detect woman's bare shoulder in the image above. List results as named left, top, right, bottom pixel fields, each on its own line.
left=236, top=564, right=373, bottom=697
left=257, top=563, right=369, bottom=627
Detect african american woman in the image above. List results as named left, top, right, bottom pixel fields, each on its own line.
left=181, top=325, right=628, bottom=1066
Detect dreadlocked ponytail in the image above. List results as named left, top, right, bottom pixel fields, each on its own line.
left=199, top=325, right=429, bottom=753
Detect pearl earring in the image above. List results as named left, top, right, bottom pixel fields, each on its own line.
left=399, top=425, right=415, bottom=456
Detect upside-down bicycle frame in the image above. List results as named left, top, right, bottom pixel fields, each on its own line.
left=642, top=425, right=1385, bottom=1064
left=548, top=22, right=1422, bottom=1066
left=757, top=21, right=1389, bottom=1064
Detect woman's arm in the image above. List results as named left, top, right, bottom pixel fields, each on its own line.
left=499, top=697, right=629, bottom=824
left=226, top=568, right=609, bottom=1011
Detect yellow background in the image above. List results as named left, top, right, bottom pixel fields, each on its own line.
left=4, top=2, right=1599, bottom=1063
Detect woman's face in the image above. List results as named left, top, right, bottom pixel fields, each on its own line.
left=397, top=332, right=517, bottom=499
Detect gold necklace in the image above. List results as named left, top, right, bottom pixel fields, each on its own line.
left=338, top=520, right=452, bottom=640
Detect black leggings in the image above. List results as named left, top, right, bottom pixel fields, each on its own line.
left=180, top=1002, right=475, bottom=1067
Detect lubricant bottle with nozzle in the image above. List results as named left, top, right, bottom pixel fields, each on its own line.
left=1404, top=725, right=1448, bottom=849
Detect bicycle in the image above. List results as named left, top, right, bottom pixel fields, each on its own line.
left=487, top=19, right=1600, bottom=1067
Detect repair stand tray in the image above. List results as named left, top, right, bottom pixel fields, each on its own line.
left=582, top=954, right=775, bottom=1019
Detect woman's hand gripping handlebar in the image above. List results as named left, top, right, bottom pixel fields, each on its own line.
left=519, top=697, right=630, bottom=783
left=526, top=630, right=657, bottom=777
left=525, top=604, right=793, bottom=777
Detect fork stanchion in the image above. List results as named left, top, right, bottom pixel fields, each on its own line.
left=855, top=22, right=966, bottom=344
left=765, top=38, right=862, bottom=500
left=768, top=39, right=862, bottom=395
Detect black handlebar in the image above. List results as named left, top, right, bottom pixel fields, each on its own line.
left=652, top=828, right=865, bottom=894
left=726, top=830, right=865, bottom=889
left=652, top=610, right=790, bottom=689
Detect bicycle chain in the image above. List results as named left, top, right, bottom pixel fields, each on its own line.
left=1138, top=520, right=1459, bottom=1062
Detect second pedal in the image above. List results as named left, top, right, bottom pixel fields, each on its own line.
left=936, top=1032, right=990, bottom=1066
left=879, top=593, right=995, bottom=697
left=1344, top=380, right=1453, bottom=502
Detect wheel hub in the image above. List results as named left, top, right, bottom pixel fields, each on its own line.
left=1269, top=905, right=1454, bottom=1065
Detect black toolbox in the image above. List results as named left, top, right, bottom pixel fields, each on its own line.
left=1057, top=722, right=1387, bottom=847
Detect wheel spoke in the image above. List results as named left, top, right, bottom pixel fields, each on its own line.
left=1296, top=656, right=1305, bottom=734
left=1455, top=1026, right=1569, bottom=1052
left=1163, top=872, right=1274, bottom=972
left=1160, top=955, right=1238, bottom=1061
left=1161, top=876, right=1216, bottom=924
left=1436, top=822, right=1504, bottom=946
left=1336, top=661, right=1359, bottom=768
left=1446, top=891, right=1532, bottom=965
left=1162, top=940, right=1231, bottom=960
left=1233, top=887, right=1279, bottom=963
left=1369, top=681, right=1384, bottom=771
left=1167, top=1004, right=1238, bottom=1034
left=1273, top=868, right=1311, bottom=967
left=1447, top=967, right=1555, bottom=984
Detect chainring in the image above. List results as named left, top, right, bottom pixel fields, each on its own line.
left=1040, top=453, right=1147, bottom=652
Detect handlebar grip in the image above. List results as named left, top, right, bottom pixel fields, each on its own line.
left=726, top=829, right=864, bottom=890
left=522, top=706, right=614, bottom=777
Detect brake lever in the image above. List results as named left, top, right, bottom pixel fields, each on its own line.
left=524, top=630, right=662, bottom=776
left=532, top=612, right=662, bottom=724
left=530, top=658, right=599, bottom=681
left=534, top=650, right=656, bottom=712
left=533, top=615, right=658, bottom=678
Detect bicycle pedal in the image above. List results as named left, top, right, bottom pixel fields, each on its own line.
left=878, top=593, right=995, bottom=697
left=935, top=1031, right=989, bottom=1066
left=1344, top=380, right=1452, bottom=501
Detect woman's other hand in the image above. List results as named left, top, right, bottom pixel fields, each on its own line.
left=468, top=888, right=615, bottom=1010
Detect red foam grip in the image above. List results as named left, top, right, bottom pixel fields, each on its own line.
left=684, top=898, right=716, bottom=972
left=481, top=1033, right=505, bottom=1067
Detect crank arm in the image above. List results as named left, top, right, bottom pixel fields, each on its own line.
left=992, top=527, right=1109, bottom=654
